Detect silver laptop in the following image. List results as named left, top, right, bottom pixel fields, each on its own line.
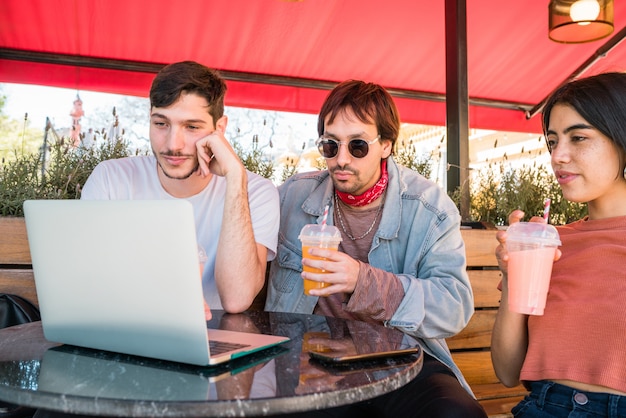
left=23, top=199, right=288, bottom=366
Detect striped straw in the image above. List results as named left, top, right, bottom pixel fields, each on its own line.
left=322, top=205, right=329, bottom=226
left=543, top=198, right=551, bottom=223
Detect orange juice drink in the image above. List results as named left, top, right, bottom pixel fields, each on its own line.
left=302, top=245, right=339, bottom=294
left=299, top=224, right=342, bottom=296
left=302, top=331, right=331, bottom=352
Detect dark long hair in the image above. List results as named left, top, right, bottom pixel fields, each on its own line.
left=149, top=61, right=227, bottom=124
left=318, top=80, right=400, bottom=148
left=542, top=72, right=626, bottom=160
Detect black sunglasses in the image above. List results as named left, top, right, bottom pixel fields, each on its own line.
left=315, top=135, right=380, bottom=159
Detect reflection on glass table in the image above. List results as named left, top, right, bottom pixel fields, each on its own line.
left=0, top=311, right=424, bottom=417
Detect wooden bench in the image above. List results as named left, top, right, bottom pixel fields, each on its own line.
left=0, top=218, right=38, bottom=306
left=449, top=229, right=528, bottom=417
left=0, top=219, right=526, bottom=416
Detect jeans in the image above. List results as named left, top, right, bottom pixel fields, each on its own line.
left=513, top=381, right=626, bottom=418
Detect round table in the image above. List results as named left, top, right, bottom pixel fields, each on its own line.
left=0, top=311, right=423, bottom=417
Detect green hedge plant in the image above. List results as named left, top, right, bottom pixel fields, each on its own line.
left=0, top=135, right=137, bottom=217
left=459, top=162, right=587, bottom=226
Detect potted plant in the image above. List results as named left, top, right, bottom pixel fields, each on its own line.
left=1, top=135, right=136, bottom=217
left=0, top=132, right=138, bottom=267
left=456, top=162, right=587, bottom=227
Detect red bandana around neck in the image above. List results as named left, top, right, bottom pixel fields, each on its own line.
left=335, top=160, right=388, bottom=207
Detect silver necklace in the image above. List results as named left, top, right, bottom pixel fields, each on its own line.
left=334, top=192, right=384, bottom=241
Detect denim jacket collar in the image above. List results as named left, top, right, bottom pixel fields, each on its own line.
left=302, top=157, right=404, bottom=241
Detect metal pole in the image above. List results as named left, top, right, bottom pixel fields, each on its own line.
left=445, top=0, right=470, bottom=220
left=0, top=48, right=533, bottom=113
left=40, top=117, right=51, bottom=181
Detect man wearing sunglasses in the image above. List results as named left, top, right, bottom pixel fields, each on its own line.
left=266, top=80, right=486, bottom=417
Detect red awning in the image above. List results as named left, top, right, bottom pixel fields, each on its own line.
left=1, top=0, right=626, bottom=133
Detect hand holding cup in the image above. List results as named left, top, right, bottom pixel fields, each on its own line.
left=505, top=221, right=561, bottom=315
left=299, top=224, right=342, bottom=295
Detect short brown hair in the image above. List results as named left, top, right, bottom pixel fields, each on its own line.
left=150, top=61, right=227, bottom=125
left=317, top=80, right=400, bottom=148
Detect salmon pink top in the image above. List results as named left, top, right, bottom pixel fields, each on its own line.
left=520, top=215, right=626, bottom=393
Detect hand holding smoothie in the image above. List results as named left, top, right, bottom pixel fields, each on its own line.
left=506, top=221, right=561, bottom=315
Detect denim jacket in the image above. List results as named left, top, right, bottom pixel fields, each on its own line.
left=265, top=158, right=475, bottom=394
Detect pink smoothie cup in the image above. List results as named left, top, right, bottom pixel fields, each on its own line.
left=506, top=222, right=561, bottom=315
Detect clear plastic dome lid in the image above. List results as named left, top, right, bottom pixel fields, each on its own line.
left=298, top=224, right=342, bottom=243
left=507, top=222, right=561, bottom=247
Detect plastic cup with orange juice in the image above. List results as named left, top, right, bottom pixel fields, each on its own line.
left=299, top=224, right=342, bottom=295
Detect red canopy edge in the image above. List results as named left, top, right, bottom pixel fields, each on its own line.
left=0, top=58, right=543, bottom=133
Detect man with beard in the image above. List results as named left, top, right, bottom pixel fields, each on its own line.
left=81, top=61, right=279, bottom=315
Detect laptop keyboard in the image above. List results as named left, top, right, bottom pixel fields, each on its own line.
left=209, top=340, right=251, bottom=356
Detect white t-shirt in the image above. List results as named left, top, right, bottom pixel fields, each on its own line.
left=81, top=155, right=279, bottom=309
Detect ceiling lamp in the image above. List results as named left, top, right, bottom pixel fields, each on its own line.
left=549, top=0, right=614, bottom=43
